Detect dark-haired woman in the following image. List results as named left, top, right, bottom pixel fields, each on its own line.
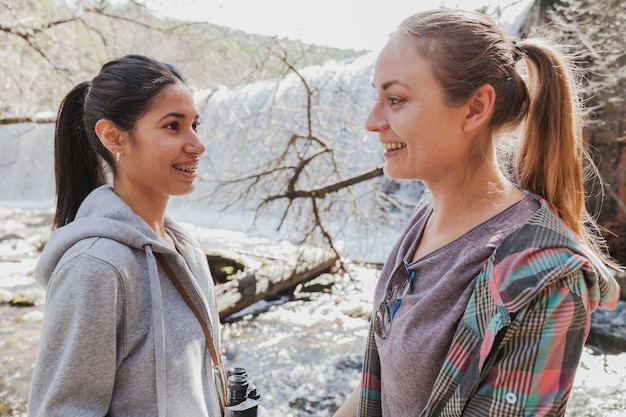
left=28, top=55, right=225, bottom=416
left=334, top=9, right=620, bottom=417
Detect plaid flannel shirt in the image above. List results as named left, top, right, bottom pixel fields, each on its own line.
left=358, top=200, right=620, bottom=417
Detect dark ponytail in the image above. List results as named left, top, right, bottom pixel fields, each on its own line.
left=52, top=55, right=186, bottom=229
left=53, top=82, right=106, bottom=229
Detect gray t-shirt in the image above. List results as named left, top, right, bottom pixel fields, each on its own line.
left=374, top=194, right=540, bottom=416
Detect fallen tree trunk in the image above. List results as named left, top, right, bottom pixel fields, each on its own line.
left=213, top=246, right=338, bottom=318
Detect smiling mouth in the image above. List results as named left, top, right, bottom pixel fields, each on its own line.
left=173, top=164, right=198, bottom=173
left=382, top=142, right=406, bottom=152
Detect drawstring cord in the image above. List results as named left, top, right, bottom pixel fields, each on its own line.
left=144, top=246, right=168, bottom=415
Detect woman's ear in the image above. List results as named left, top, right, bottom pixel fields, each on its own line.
left=463, top=84, right=496, bottom=132
left=95, top=119, right=124, bottom=154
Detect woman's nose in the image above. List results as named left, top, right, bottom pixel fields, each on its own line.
left=187, top=131, right=206, bottom=156
left=365, top=100, right=387, bottom=132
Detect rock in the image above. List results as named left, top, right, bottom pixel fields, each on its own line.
left=587, top=300, right=626, bottom=355
left=206, top=254, right=246, bottom=284
left=0, top=288, right=14, bottom=304
left=19, top=310, right=44, bottom=323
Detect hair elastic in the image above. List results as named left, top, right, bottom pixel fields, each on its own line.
left=512, top=33, right=528, bottom=63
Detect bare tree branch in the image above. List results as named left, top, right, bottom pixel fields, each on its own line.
left=0, top=114, right=56, bottom=125
left=203, top=44, right=390, bottom=265
left=263, top=165, right=384, bottom=202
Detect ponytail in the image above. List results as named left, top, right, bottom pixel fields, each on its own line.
left=515, top=40, right=615, bottom=266
left=53, top=82, right=106, bottom=229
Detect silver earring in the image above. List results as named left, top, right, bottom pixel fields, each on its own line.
left=116, top=152, right=121, bottom=162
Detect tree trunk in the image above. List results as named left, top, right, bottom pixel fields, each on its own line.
left=586, top=99, right=626, bottom=266
left=214, top=246, right=338, bottom=318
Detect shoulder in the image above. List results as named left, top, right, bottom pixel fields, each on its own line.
left=481, top=201, right=609, bottom=311
left=63, top=235, right=144, bottom=267
left=49, top=236, right=147, bottom=289
left=494, top=202, right=576, bottom=262
left=493, top=200, right=586, bottom=272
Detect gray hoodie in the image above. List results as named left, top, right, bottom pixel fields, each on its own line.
left=28, top=186, right=223, bottom=417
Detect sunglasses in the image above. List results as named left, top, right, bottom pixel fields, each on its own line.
left=373, top=260, right=415, bottom=339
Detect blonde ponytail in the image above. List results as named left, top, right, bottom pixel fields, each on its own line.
left=516, top=39, right=617, bottom=267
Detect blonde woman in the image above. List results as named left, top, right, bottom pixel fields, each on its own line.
left=335, top=9, right=621, bottom=417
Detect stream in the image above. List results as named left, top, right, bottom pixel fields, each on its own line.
left=1, top=207, right=625, bottom=416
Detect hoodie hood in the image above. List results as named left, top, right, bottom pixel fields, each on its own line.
left=488, top=198, right=620, bottom=314
left=36, top=185, right=174, bottom=287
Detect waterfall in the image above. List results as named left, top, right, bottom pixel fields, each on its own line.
left=0, top=53, right=413, bottom=260
left=0, top=122, right=56, bottom=207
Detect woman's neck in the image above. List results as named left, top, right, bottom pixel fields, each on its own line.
left=413, top=169, right=524, bottom=262
left=112, top=184, right=174, bottom=247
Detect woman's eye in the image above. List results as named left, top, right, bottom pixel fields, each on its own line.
left=192, top=120, right=201, bottom=131
left=165, top=121, right=179, bottom=131
left=388, top=97, right=403, bottom=105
